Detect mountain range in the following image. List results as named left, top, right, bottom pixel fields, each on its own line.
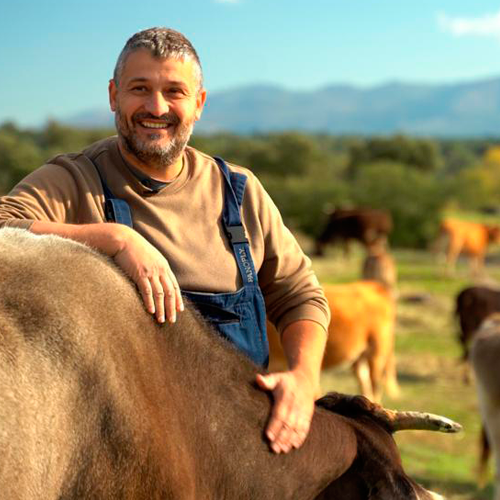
left=64, top=76, right=500, bottom=137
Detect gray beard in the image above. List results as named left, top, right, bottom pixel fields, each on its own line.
left=115, top=110, right=194, bottom=169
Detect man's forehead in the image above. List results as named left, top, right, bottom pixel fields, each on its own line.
left=120, top=49, right=198, bottom=83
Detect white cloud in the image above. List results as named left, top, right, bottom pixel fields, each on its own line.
left=438, top=10, right=500, bottom=39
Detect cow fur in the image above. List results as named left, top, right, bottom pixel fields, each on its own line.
left=455, top=286, right=500, bottom=362
left=0, top=229, right=444, bottom=499
left=361, top=248, right=398, bottom=295
left=436, top=219, right=500, bottom=275
left=269, top=281, right=399, bottom=403
left=314, top=208, right=392, bottom=257
left=470, top=314, right=500, bottom=500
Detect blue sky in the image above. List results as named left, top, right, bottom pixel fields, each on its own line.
left=2, top=0, right=500, bottom=127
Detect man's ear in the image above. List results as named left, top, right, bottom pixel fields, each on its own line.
left=108, top=79, right=118, bottom=112
left=194, top=88, right=207, bottom=122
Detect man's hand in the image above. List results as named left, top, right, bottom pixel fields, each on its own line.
left=257, top=319, right=327, bottom=454
left=256, top=370, right=316, bottom=454
left=112, top=227, right=184, bottom=324
left=30, top=221, right=184, bottom=324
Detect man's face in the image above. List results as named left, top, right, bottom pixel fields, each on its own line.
left=109, top=49, right=206, bottom=169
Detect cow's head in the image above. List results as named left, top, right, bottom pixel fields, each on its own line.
left=316, top=393, right=459, bottom=500
left=487, top=225, right=500, bottom=243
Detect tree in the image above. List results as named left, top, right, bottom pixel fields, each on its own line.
left=0, top=130, right=43, bottom=194
left=350, top=161, right=446, bottom=247
left=346, top=135, right=443, bottom=177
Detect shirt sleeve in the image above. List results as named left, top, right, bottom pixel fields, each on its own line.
left=242, top=171, right=330, bottom=335
left=0, top=157, right=102, bottom=228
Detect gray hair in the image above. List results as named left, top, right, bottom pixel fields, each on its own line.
left=113, top=27, right=203, bottom=90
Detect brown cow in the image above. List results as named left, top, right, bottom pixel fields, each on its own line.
left=314, top=208, right=392, bottom=257
left=0, top=229, right=457, bottom=499
left=455, top=286, right=500, bottom=362
left=436, top=218, right=500, bottom=275
left=269, top=281, right=399, bottom=403
left=361, top=246, right=398, bottom=293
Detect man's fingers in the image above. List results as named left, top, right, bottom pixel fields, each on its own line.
left=272, top=411, right=311, bottom=453
left=138, top=277, right=155, bottom=315
left=160, top=273, right=181, bottom=323
left=256, top=373, right=278, bottom=392
left=257, top=372, right=314, bottom=453
left=112, top=231, right=185, bottom=324
left=290, top=416, right=310, bottom=449
left=151, top=276, right=166, bottom=323
left=174, top=279, right=184, bottom=312
left=271, top=404, right=298, bottom=453
left=266, top=390, right=293, bottom=451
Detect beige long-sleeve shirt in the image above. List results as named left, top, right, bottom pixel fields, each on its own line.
left=0, top=136, right=329, bottom=334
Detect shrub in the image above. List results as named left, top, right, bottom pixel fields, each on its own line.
left=349, top=161, right=447, bottom=248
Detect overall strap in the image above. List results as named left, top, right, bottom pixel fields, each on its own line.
left=85, top=155, right=134, bottom=228
left=214, top=157, right=258, bottom=287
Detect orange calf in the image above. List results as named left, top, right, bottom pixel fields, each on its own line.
left=268, top=281, right=399, bottom=402
left=437, top=218, right=500, bottom=274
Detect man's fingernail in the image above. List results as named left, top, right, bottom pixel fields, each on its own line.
left=180, top=303, right=185, bottom=312
left=170, top=313, right=176, bottom=323
left=159, top=315, right=165, bottom=323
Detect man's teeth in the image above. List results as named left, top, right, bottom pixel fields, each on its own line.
left=142, top=122, right=170, bottom=129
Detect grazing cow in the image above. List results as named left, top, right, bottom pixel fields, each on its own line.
left=0, top=229, right=457, bottom=499
left=314, top=208, right=393, bottom=257
left=470, top=314, right=500, bottom=500
left=269, top=281, right=399, bottom=403
left=455, top=286, right=500, bottom=362
left=436, top=218, right=500, bottom=275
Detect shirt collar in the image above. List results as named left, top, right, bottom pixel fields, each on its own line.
left=124, top=162, right=168, bottom=193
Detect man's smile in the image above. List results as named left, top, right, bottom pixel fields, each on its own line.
left=139, top=121, right=172, bottom=130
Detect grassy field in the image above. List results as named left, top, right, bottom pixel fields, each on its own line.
left=308, top=243, right=500, bottom=500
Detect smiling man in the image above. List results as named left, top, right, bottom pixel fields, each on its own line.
left=0, top=28, right=329, bottom=455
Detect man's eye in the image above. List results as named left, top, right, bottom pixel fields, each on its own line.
left=131, top=86, right=147, bottom=92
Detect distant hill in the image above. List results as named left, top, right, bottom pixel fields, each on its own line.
left=63, top=77, right=500, bottom=137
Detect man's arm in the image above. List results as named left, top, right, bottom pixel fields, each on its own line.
left=256, top=319, right=327, bottom=453
left=30, top=221, right=184, bottom=323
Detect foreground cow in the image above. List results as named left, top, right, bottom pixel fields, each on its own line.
left=269, top=281, right=399, bottom=403
left=470, top=314, right=500, bottom=500
left=314, top=208, right=393, bottom=257
left=455, top=285, right=500, bottom=362
left=436, top=219, right=500, bottom=275
left=0, top=229, right=458, bottom=499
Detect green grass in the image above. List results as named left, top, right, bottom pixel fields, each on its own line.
left=309, top=243, right=500, bottom=500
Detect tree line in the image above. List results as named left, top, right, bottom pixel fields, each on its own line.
left=1, top=120, right=499, bottom=248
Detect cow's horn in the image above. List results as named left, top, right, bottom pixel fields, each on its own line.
left=386, top=410, right=462, bottom=433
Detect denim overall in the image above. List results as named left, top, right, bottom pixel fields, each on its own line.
left=92, top=156, right=269, bottom=367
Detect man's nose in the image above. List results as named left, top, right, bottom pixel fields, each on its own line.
left=145, top=92, right=169, bottom=117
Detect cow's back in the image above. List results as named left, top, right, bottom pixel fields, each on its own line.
left=323, top=282, right=394, bottom=367
left=471, top=317, right=500, bottom=401
left=441, top=219, right=490, bottom=256
left=315, top=209, right=392, bottom=254
left=0, top=229, right=362, bottom=500
left=0, top=229, right=205, bottom=499
left=268, top=281, right=394, bottom=371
